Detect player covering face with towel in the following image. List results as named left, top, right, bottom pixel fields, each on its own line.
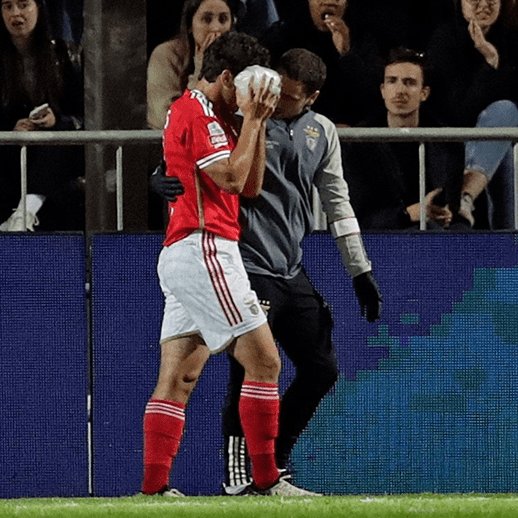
left=142, top=32, right=320, bottom=497
left=150, top=45, right=382, bottom=495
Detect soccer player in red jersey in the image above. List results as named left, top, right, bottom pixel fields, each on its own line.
left=142, top=31, right=309, bottom=497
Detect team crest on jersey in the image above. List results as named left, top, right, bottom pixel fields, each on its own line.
left=304, top=125, right=320, bottom=151
left=207, top=121, right=229, bottom=148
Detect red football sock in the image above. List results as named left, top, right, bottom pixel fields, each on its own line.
left=142, top=399, right=185, bottom=494
left=239, top=381, right=280, bottom=489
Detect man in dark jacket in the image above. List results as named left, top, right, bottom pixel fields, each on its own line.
left=342, top=47, right=464, bottom=230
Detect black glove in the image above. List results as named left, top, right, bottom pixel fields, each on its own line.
left=149, top=160, right=184, bottom=202
left=352, top=271, right=382, bottom=322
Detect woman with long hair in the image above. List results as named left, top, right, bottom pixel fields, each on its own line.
left=146, top=0, right=239, bottom=130
left=427, top=0, right=518, bottom=229
left=0, top=0, right=84, bottom=231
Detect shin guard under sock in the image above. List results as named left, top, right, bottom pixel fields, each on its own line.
left=142, top=399, right=185, bottom=494
left=239, top=381, right=279, bottom=489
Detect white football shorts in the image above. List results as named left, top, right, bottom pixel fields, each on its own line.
left=157, top=230, right=267, bottom=353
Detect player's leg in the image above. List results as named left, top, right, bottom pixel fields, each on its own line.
left=142, top=334, right=210, bottom=495
left=221, top=279, right=277, bottom=491
left=230, top=322, right=281, bottom=490
left=273, top=270, right=338, bottom=470
left=226, top=322, right=323, bottom=496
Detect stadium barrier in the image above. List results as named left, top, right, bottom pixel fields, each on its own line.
left=0, top=127, right=517, bottom=230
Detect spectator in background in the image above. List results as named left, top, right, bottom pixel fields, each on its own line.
left=260, top=0, right=382, bottom=126
left=0, top=0, right=84, bottom=232
left=342, top=48, right=464, bottom=230
left=146, top=0, right=239, bottom=130
left=146, top=0, right=239, bottom=231
left=146, top=0, right=277, bottom=58
left=427, top=0, right=518, bottom=229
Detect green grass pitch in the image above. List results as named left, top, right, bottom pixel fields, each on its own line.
left=1, top=494, right=518, bottom=517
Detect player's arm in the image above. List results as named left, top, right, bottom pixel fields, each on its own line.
left=241, top=120, right=268, bottom=198
left=313, top=115, right=382, bottom=322
left=202, top=77, right=278, bottom=195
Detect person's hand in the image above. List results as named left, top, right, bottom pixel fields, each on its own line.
left=468, top=19, right=499, bottom=68
left=30, top=106, right=56, bottom=128
left=149, top=161, right=185, bottom=202
left=237, top=75, right=279, bottom=122
left=322, top=14, right=351, bottom=56
left=194, top=31, right=222, bottom=70
left=427, top=197, right=453, bottom=227
left=193, top=32, right=220, bottom=77
left=14, top=118, right=36, bottom=131
left=352, top=271, right=382, bottom=322
left=406, top=188, right=452, bottom=226
left=196, top=31, right=222, bottom=56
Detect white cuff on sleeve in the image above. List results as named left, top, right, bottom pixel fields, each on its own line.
left=330, top=217, right=360, bottom=238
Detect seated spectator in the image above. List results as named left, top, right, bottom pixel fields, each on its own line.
left=146, top=0, right=239, bottom=230
left=260, top=0, right=382, bottom=126
left=0, top=0, right=84, bottom=232
left=342, top=48, right=464, bottom=230
left=146, top=0, right=238, bottom=130
left=427, top=0, right=518, bottom=229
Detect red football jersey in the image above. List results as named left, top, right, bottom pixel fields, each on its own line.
left=162, top=89, right=240, bottom=246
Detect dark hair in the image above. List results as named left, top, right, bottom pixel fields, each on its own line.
left=200, top=31, right=270, bottom=82
left=276, top=48, right=327, bottom=94
left=385, top=47, right=430, bottom=85
left=0, top=0, right=65, bottom=107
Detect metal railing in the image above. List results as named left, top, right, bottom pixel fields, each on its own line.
left=1, top=127, right=518, bottom=230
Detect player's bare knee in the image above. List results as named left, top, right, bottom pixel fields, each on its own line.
left=181, top=371, right=200, bottom=386
left=247, top=353, right=280, bottom=381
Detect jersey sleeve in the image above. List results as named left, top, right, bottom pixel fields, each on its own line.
left=191, top=115, right=232, bottom=170
left=313, top=113, right=372, bottom=278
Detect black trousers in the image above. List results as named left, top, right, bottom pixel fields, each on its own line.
left=222, top=268, right=339, bottom=477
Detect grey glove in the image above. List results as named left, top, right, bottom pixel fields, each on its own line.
left=352, top=271, right=382, bottom=322
left=149, top=160, right=184, bottom=202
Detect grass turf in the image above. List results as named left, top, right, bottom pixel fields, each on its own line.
left=1, top=494, right=518, bottom=518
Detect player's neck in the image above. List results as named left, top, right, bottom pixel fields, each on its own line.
left=196, top=79, right=225, bottom=109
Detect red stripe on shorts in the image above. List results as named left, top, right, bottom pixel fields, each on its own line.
left=202, top=231, right=243, bottom=326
